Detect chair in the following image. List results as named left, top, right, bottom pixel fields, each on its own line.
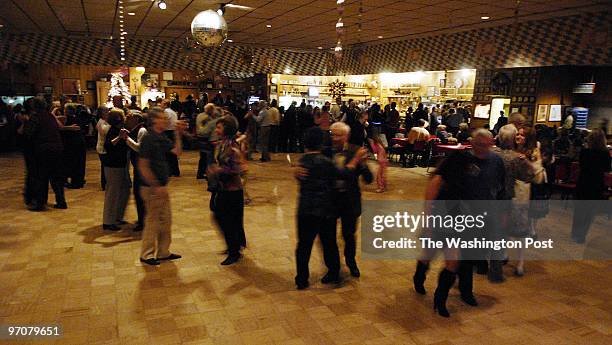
left=426, top=139, right=443, bottom=173
left=553, top=161, right=579, bottom=201
left=406, top=140, right=428, bottom=167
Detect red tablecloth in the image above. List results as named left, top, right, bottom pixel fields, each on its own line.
left=390, top=135, right=438, bottom=147
left=434, top=144, right=472, bottom=153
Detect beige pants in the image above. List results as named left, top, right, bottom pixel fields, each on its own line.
left=140, top=186, right=172, bottom=260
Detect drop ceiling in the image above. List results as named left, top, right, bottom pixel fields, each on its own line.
left=0, top=0, right=607, bottom=50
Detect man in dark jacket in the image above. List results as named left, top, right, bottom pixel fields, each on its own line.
left=328, top=121, right=372, bottom=278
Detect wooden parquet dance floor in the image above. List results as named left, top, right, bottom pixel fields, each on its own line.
left=0, top=151, right=610, bottom=345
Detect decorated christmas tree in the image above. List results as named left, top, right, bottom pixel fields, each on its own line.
left=107, top=72, right=131, bottom=105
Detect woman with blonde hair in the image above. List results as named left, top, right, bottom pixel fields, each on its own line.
left=512, top=126, right=546, bottom=276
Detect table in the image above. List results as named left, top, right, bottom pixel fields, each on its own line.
left=390, top=135, right=438, bottom=148
left=434, top=143, right=472, bottom=153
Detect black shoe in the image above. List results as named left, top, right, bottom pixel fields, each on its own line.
left=221, top=255, right=241, bottom=266
left=433, top=295, right=451, bottom=318
left=158, top=253, right=182, bottom=261
left=103, top=224, right=121, bottom=231
left=348, top=265, right=360, bottom=278
left=413, top=261, right=429, bottom=295
left=140, top=258, right=160, bottom=266
left=475, top=261, right=488, bottom=275
left=296, top=281, right=309, bottom=290
left=28, top=204, right=46, bottom=212
left=53, top=203, right=68, bottom=209
left=133, top=223, right=143, bottom=232
left=321, top=272, right=341, bottom=284
left=460, top=294, right=478, bottom=306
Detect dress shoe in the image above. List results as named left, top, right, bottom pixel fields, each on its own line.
left=28, top=204, right=46, bottom=212
left=296, top=281, right=309, bottom=290
left=158, top=253, right=182, bottom=261
left=321, top=272, right=342, bottom=284
left=103, top=224, right=121, bottom=231
left=140, top=258, right=160, bottom=266
left=221, top=255, right=241, bottom=266
left=53, top=203, right=68, bottom=209
left=460, top=294, right=479, bottom=306
left=348, top=265, right=361, bottom=278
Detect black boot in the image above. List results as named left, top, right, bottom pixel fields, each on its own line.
left=433, top=269, right=456, bottom=318
left=413, top=261, right=429, bottom=295
left=458, top=261, right=478, bottom=306
left=488, top=260, right=505, bottom=283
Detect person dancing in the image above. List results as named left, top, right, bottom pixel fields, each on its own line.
left=208, top=117, right=247, bottom=265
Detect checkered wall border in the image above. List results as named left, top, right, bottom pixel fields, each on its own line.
left=0, top=12, right=609, bottom=75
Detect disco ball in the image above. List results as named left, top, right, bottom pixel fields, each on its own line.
left=190, top=10, right=228, bottom=47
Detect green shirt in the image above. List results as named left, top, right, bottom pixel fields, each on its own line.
left=139, top=131, right=174, bottom=186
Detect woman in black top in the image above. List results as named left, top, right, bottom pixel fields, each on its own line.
left=571, top=129, right=611, bottom=243
left=102, top=109, right=130, bottom=231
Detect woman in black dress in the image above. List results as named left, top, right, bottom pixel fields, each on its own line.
left=571, top=129, right=611, bottom=243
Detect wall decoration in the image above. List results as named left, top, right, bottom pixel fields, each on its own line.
left=141, top=73, right=159, bottom=90
left=474, top=104, right=491, bottom=118
left=43, top=86, right=53, bottom=94
left=549, top=105, right=562, bottom=121
left=536, top=104, right=548, bottom=122
left=62, top=78, right=81, bottom=95
left=86, top=80, right=96, bottom=90
left=163, top=72, right=173, bottom=81
left=328, top=79, right=347, bottom=100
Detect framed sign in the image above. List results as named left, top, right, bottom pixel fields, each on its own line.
left=474, top=104, right=491, bottom=118
left=549, top=105, right=562, bottom=121
left=62, top=78, right=81, bottom=95
left=536, top=104, right=548, bottom=122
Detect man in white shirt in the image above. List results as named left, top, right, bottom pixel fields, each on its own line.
left=255, top=101, right=272, bottom=162
left=161, top=99, right=181, bottom=176
left=95, top=106, right=110, bottom=190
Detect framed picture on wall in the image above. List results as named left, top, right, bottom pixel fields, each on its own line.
left=511, top=107, right=519, bottom=114
left=43, top=86, right=53, bottom=94
left=549, top=105, right=562, bottom=121
left=536, top=104, right=548, bottom=122
left=62, top=78, right=81, bottom=95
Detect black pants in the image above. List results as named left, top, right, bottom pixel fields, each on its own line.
left=164, top=130, right=180, bottom=176
left=197, top=141, right=213, bottom=178
left=131, top=158, right=145, bottom=226
left=339, top=214, right=359, bottom=267
left=98, top=154, right=106, bottom=190
left=295, top=215, right=340, bottom=285
left=70, top=142, right=86, bottom=186
left=23, top=149, right=36, bottom=204
left=213, top=190, right=246, bottom=256
left=33, top=150, right=65, bottom=206
left=571, top=201, right=596, bottom=242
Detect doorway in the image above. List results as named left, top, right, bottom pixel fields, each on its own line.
left=489, top=97, right=511, bottom=128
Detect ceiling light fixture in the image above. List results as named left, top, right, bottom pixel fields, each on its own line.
left=158, top=0, right=167, bottom=10
left=317, top=46, right=322, bottom=49
left=227, top=39, right=233, bottom=42
left=481, top=16, right=490, bottom=20
left=266, top=24, right=272, bottom=28
left=337, top=0, right=345, bottom=4
left=225, top=4, right=253, bottom=10
left=377, top=35, right=383, bottom=39
left=284, top=68, right=292, bottom=74
left=128, top=12, right=135, bottom=16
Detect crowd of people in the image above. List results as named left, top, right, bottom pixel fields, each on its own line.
left=10, top=92, right=610, bottom=319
